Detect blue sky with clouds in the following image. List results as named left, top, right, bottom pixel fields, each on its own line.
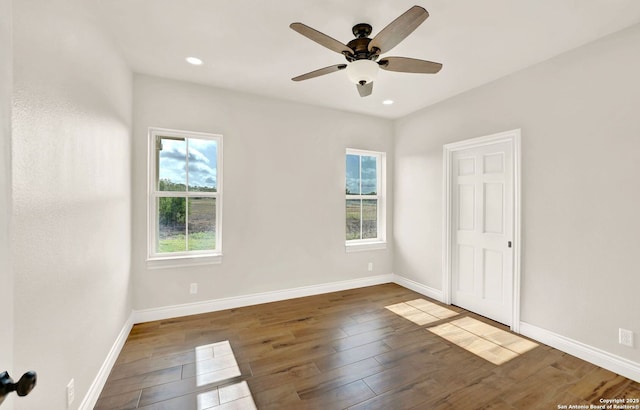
left=159, top=138, right=217, bottom=190
left=346, top=154, right=377, bottom=195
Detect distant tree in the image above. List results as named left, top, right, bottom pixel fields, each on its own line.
left=158, top=179, right=186, bottom=228
left=159, top=179, right=186, bottom=191
left=159, top=197, right=185, bottom=227
left=189, top=186, right=216, bottom=192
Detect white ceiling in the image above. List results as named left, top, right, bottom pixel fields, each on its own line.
left=90, top=0, right=640, bottom=119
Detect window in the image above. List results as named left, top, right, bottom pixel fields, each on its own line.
left=345, top=149, right=386, bottom=250
left=148, top=128, right=222, bottom=263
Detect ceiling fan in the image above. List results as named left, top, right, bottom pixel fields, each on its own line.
left=290, top=5, right=442, bottom=97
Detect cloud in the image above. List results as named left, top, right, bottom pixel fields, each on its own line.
left=160, top=143, right=211, bottom=164
left=160, top=148, right=185, bottom=162
left=188, top=162, right=215, bottom=175
left=188, top=162, right=217, bottom=188
left=346, top=154, right=377, bottom=194
left=188, top=147, right=210, bottom=164
left=361, top=178, right=377, bottom=194
left=362, top=168, right=376, bottom=178
left=158, top=139, right=218, bottom=188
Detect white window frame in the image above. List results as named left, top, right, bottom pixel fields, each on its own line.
left=345, top=148, right=386, bottom=252
left=147, top=127, right=223, bottom=267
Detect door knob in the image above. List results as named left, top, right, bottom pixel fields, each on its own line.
left=0, top=371, right=37, bottom=406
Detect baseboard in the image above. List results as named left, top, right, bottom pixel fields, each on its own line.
left=79, top=312, right=134, bottom=410
left=520, top=322, right=640, bottom=383
left=133, top=274, right=394, bottom=324
left=392, top=274, right=444, bottom=302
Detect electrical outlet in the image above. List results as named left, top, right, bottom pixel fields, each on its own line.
left=367, top=262, right=373, bottom=272
left=619, top=328, right=634, bottom=347
left=67, top=378, right=75, bottom=408
left=190, top=283, right=198, bottom=294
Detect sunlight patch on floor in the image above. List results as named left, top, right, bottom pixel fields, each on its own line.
left=196, top=381, right=257, bottom=410
left=385, top=298, right=458, bottom=325
left=428, top=317, right=538, bottom=365
left=195, top=341, right=242, bottom=387
left=405, top=299, right=459, bottom=319
left=193, top=341, right=257, bottom=409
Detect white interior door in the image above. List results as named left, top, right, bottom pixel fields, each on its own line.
left=451, top=141, right=514, bottom=325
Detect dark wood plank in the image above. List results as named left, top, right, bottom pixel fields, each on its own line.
left=252, top=383, right=301, bottom=409
left=94, top=390, right=141, bottom=410
left=99, top=366, right=183, bottom=398
left=298, top=380, right=375, bottom=409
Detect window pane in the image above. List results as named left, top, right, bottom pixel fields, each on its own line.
left=188, top=139, right=218, bottom=192
left=346, top=199, right=361, bottom=240
left=188, top=197, right=216, bottom=251
left=361, top=155, right=377, bottom=195
left=362, top=199, right=378, bottom=239
left=157, top=197, right=186, bottom=252
left=346, top=154, right=360, bottom=194
left=158, top=138, right=187, bottom=191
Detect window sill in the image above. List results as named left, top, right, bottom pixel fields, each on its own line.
left=147, top=253, right=222, bottom=269
left=345, top=242, right=387, bottom=253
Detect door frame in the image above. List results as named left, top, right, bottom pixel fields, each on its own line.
left=442, top=129, right=522, bottom=332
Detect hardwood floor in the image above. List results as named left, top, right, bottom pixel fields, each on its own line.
left=95, top=284, right=640, bottom=409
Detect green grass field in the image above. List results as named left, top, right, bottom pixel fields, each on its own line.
left=158, top=231, right=216, bottom=252
left=158, top=197, right=216, bottom=252
left=346, top=199, right=377, bottom=240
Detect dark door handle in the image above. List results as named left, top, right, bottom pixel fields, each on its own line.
left=0, top=371, right=37, bottom=406
left=508, top=241, right=512, bottom=248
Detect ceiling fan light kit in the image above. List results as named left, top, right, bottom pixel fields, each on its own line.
left=346, top=60, right=379, bottom=85
left=290, top=5, right=442, bottom=98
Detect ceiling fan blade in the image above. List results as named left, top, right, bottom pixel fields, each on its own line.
left=290, top=22, right=354, bottom=56
left=379, top=57, right=442, bottom=74
left=357, top=82, right=373, bottom=97
left=368, top=6, right=429, bottom=54
left=292, top=64, right=347, bottom=82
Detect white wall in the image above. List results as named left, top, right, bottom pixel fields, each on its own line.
left=394, top=24, right=640, bottom=363
left=0, top=0, right=14, bottom=409
left=132, top=75, right=394, bottom=310
left=11, top=0, right=133, bottom=408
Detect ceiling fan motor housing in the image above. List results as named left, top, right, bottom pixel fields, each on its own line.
left=346, top=24, right=380, bottom=62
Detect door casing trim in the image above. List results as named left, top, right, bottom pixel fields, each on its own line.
left=442, top=129, right=522, bottom=332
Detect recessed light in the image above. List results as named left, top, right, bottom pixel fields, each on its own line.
left=382, top=100, right=394, bottom=105
left=186, top=57, right=203, bottom=66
